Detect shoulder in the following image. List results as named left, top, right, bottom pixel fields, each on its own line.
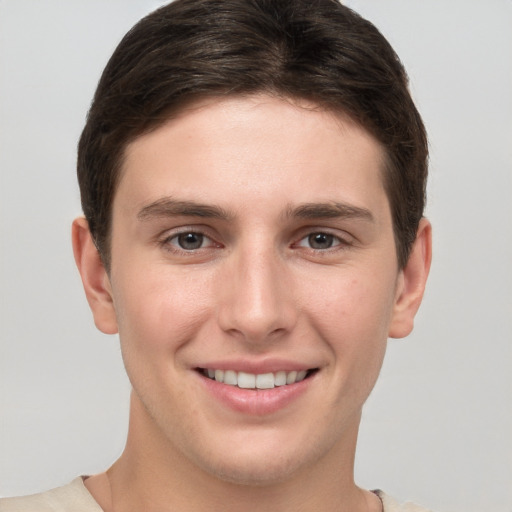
left=375, top=490, right=433, bottom=512
left=0, top=478, right=103, bottom=512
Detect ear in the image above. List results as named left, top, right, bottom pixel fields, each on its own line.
left=388, top=218, right=432, bottom=339
left=72, top=217, right=118, bottom=334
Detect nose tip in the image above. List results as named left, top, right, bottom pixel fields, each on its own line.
left=224, top=306, right=287, bottom=344
left=216, top=249, right=297, bottom=344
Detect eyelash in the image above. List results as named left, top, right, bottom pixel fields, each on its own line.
left=159, top=230, right=219, bottom=253
left=159, top=228, right=352, bottom=255
left=295, top=232, right=346, bottom=251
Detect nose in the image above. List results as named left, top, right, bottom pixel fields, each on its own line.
left=216, top=242, right=298, bottom=345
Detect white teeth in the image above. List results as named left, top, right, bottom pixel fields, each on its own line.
left=205, top=368, right=311, bottom=389
left=237, top=371, right=256, bottom=389
left=296, top=370, right=307, bottom=382
left=256, top=373, right=274, bottom=389
left=286, top=371, right=297, bottom=385
left=274, top=371, right=287, bottom=387
left=224, top=370, right=237, bottom=385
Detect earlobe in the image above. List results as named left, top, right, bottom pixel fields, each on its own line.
left=388, top=218, right=432, bottom=339
left=71, top=217, right=118, bottom=335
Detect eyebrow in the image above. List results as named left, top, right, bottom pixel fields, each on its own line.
left=137, top=197, right=374, bottom=224
left=137, top=197, right=233, bottom=221
left=285, top=202, right=374, bottom=222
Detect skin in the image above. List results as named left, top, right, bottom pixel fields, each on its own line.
left=73, top=95, right=431, bottom=512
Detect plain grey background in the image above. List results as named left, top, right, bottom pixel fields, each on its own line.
left=1, top=1, right=511, bottom=511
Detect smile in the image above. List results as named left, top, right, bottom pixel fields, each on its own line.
left=199, top=368, right=315, bottom=389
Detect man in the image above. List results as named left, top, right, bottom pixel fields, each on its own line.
left=0, top=1, right=432, bottom=511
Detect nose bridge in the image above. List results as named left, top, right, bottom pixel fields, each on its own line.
left=217, top=236, right=295, bottom=342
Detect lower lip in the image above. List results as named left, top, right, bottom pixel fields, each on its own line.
left=198, top=372, right=314, bottom=416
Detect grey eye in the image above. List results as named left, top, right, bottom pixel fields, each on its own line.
left=176, top=232, right=204, bottom=250
left=307, top=233, right=335, bottom=249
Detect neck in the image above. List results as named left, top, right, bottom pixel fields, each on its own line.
left=97, top=392, right=378, bottom=512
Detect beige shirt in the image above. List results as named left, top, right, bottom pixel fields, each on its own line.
left=0, top=478, right=432, bottom=512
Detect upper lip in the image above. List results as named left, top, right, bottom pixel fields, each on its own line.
left=194, top=358, right=319, bottom=374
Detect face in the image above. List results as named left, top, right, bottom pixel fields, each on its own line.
left=89, top=96, right=415, bottom=484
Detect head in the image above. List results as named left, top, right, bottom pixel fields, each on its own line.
left=72, top=0, right=431, bottom=490
left=77, top=0, right=427, bottom=273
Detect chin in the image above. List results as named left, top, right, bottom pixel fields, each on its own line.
left=201, top=455, right=302, bottom=487
left=187, top=431, right=333, bottom=487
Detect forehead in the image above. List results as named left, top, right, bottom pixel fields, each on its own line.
left=116, top=95, right=388, bottom=219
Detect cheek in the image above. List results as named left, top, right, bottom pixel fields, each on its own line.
left=307, top=269, right=396, bottom=335
left=111, top=266, right=212, bottom=361
left=304, top=268, right=396, bottom=378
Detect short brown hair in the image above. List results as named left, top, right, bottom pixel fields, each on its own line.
left=77, top=0, right=428, bottom=270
